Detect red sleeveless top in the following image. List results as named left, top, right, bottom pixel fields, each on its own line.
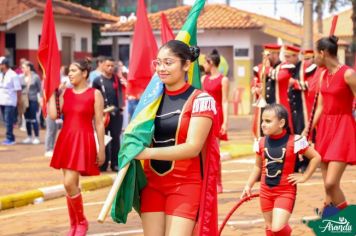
left=316, top=65, right=356, bottom=164
left=50, top=88, right=100, bottom=176
left=203, top=74, right=228, bottom=140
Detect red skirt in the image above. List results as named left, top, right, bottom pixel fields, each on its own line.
left=50, top=129, right=100, bottom=176
left=316, top=113, right=356, bottom=165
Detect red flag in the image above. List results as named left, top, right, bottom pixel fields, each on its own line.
left=127, top=0, right=158, bottom=98
left=38, top=0, right=61, bottom=116
left=160, top=13, right=175, bottom=44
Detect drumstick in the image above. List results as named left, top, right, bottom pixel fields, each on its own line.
left=103, top=105, right=116, bottom=113
left=97, top=163, right=130, bottom=223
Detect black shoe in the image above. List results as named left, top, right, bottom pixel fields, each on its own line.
left=100, top=166, right=108, bottom=172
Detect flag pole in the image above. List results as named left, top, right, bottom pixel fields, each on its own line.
left=97, top=163, right=130, bottom=223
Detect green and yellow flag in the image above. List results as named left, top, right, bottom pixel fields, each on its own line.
left=111, top=0, right=205, bottom=223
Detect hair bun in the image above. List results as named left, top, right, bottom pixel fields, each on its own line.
left=211, top=49, right=219, bottom=56
left=329, top=35, right=339, bottom=44
left=189, top=46, right=200, bottom=62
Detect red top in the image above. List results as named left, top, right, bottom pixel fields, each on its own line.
left=50, top=88, right=100, bottom=176
left=203, top=74, right=228, bottom=140
left=316, top=65, right=356, bottom=164
left=256, top=133, right=308, bottom=188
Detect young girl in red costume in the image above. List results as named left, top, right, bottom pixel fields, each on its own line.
left=135, top=40, right=219, bottom=236
left=49, top=59, right=105, bottom=236
left=241, top=104, right=320, bottom=236
left=310, top=36, right=356, bottom=215
left=202, top=49, right=229, bottom=193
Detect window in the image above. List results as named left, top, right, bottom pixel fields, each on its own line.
left=81, top=37, right=88, bottom=52
left=235, top=48, right=249, bottom=57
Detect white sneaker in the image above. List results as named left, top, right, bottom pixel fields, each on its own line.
left=32, top=137, right=40, bottom=145
left=44, top=150, right=53, bottom=158
left=22, top=137, right=32, bottom=144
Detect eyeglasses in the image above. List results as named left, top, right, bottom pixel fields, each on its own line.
left=152, top=58, right=184, bottom=69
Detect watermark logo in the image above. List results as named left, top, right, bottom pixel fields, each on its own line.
left=319, top=217, right=352, bottom=233
left=307, top=205, right=356, bottom=236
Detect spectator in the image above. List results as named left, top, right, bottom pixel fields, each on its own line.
left=89, top=55, right=105, bottom=85
left=21, top=61, right=42, bottom=144
left=92, top=57, right=125, bottom=172
left=0, top=57, right=22, bottom=145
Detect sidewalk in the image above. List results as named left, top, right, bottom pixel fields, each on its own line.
left=0, top=115, right=254, bottom=211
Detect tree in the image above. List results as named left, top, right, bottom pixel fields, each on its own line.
left=65, top=0, right=108, bottom=56
left=64, top=0, right=106, bottom=10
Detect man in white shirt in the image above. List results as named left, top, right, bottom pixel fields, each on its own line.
left=0, top=57, right=22, bottom=145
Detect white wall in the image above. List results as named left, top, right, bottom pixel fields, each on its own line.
left=27, top=16, right=92, bottom=52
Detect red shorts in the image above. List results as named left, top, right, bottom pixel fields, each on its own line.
left=259, top=184, right=296, bottom=213
left=140, top=183, right=201, bottom=220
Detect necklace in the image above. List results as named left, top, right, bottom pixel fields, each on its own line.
left=326, top=64, right=342, bottom=88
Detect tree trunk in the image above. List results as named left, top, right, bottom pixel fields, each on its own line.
left=315, top=0, right=324, bottom=33
left=111, top=0, right=119, bottom=61
left=303, top=0, right=313, bottom=49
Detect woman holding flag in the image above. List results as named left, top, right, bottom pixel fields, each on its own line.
left=135, top=40, right=219, bottom=236
left=48, top=58, right=105, bottom=236
left=310, top=36, right=356, bottom=215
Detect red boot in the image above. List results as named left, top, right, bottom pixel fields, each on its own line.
left=66, top=195, right=76, bottom=236
left=217, top=160, right=223, bottom=193
left=273, top=224, right=292, bottom=236
left=70, top=193, right=88, bottom=236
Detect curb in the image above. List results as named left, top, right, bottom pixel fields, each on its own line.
left=0, top=143, right=254, bottom=211
left=0, top=174, right=116, bottom=211
left=220, top=142, right=254, bottom=160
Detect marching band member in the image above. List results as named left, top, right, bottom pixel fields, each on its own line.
left=242, top=104, right=320, bottom=236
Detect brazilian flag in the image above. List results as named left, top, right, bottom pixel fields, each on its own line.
left=111, top=0, right=206, bottom=223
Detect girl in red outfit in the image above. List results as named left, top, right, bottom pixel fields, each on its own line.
left=241, top=104, right=320, bottom=236
left=135, top=40, right=219, bottom=236
left=310, top=36, right=356, bottom=214
left=49, top=59, right=105, bottom=236
left=202, top=49, right=229, bottom=193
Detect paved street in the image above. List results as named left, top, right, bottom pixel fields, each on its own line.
left=1, top=155, right=356, bottom=236
left=1, top=115, right=355, bottom=235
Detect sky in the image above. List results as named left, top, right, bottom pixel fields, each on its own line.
left=183, top=0, right=352, bottom=24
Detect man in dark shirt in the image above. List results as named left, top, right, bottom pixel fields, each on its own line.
left=92, top=57, right=124, bottom=172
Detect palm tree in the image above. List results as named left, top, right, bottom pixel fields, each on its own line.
left=315, top=0, right=340, bottom=33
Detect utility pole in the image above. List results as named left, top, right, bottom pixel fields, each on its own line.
left=274, top=0, right=277, bottom=16
left=112, top=0, right=119, bottom=61
left=226, top=0, right=230, bottom=6
left=303, top=0, right=313, bottom=49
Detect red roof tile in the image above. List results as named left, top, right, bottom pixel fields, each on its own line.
left=0, top=0, right=118, bottom=26
left=102, top=4, right=264, bottom=33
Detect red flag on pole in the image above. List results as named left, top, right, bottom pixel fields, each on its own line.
left=127, top=0, right=158, bottom=98
left=160, top=12, right=175, bottom=44
left=38, top=0, right=61, bottom=116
